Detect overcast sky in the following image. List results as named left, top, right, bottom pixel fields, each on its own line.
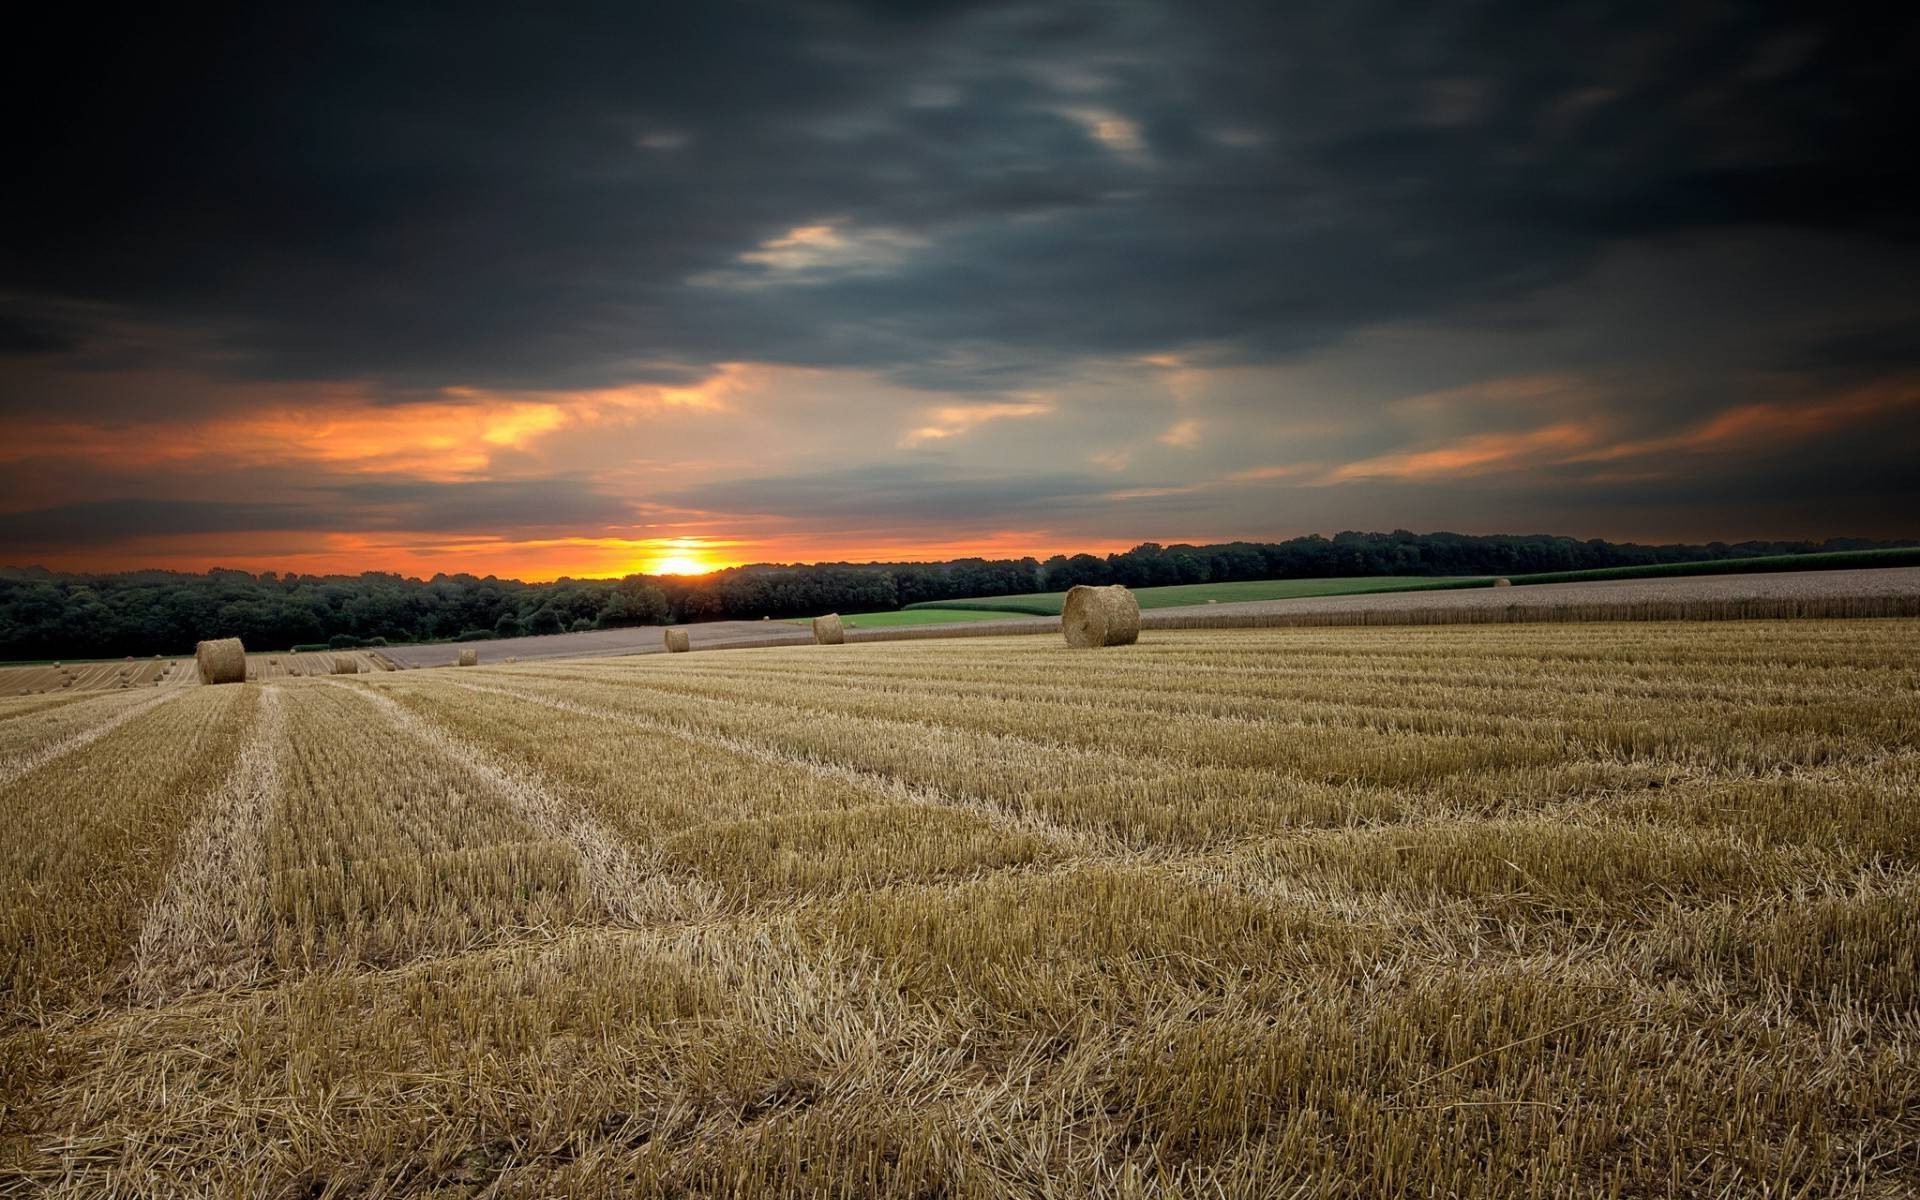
left=2, top=1, right=1915, bottom=577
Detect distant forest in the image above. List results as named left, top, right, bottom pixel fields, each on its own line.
left=2, top=531, right=1911, bottom=660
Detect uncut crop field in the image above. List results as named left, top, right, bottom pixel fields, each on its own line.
left=2, top=621, right=1917, bottom=1197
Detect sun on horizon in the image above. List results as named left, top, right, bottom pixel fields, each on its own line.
left=646, top=555, right=717, bottom=576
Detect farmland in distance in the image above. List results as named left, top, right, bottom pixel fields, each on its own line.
left=905, top=573, right=1483, bottom=616
left=2, top=620, right=1917, bottom=1196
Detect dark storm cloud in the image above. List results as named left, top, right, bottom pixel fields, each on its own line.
left=1373, top=426, right=1920, bottom=542
left=0, top=311, right=76, bottom=357
left=4, top=1, right=1914, bottom=407
left=0, top=500, right=332, bottom=548
left=1794, top=323, right=1920, bottom=376
left=0, top=478, right=635, bottom=551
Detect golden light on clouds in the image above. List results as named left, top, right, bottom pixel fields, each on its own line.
left=1324, top=420, right=1601, bottom=483
left=899, top=399, right=1053, bottom=447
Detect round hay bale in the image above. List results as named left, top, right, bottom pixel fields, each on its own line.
left=812, top=613, right=845, bottom=645
left=664, top=627, right=691, bottom=653
left=1493, top=577, right=1512, bottom=588
left=457, top=648, right=478, bottom=667
left=331, top=656, right=358, bottom=674
left=195, top=638, right=247, bottom=684
left=505, top=655, right=518, bottom=664
left=1207, top=598, right=1218, bottom=604
left=1062, top=585, right=1140, bottom=649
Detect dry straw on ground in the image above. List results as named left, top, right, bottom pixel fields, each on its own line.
left=1144, top=594, right=1920, bottom=629
left=457, top=648, right=478, bottom=667
left=813, top=614, right=845, bottom=645
left=664, top=628, right=691, bottom=653
left=1062, top=584, right=1141, bottom=648
left=4, top=621, right=1920, bottom=1195
left=194, top=638, right=246, bottom=685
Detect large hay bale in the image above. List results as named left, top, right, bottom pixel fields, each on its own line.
left=1493, top=577, right=1512, bottom=588
left=1062, top=585, right=1140, bottom=648
left=664, top=627, right=690, bottom=653
left=195, top=638, right=247, bottom=684
left=457, top=648, right=478, bottom=667
left=813, top=613, right=845, bottom=645
left=332, top=656, right=358, bottom=674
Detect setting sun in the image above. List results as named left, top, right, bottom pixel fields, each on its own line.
left=647, top=555, right=715, bottom=576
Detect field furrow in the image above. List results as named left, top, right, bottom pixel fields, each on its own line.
left=262, top=684, right=596, bottom=973
left=0, top=689, right=184, bottom=788
left=429, top=674, right=1160, bottom=849
left=338, top=681, right=718, bottom=924
left=128, top=688, right=286, bottom=1002
left=387, top=676, right=1080, bottom=892
left=0, top=686, right=254, bottom=1023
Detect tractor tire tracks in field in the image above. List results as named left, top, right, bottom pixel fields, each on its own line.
left=437, top=676, right=1117, bottom=860
left=0, top=690, right=185, bottom=792
left=328, top=680, right=719, bottom=926
left=129, top=688, right=281, bottom=1002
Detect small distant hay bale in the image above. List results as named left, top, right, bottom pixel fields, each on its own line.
left=457, top=648, right=478, bottom=667
left=761, top=615, right=770, bottom=621
left=1062, top=585, right=1140, bottom=649
left=664, top=628, right=690, bottom=653
left=195, top=638, right=247, bottom=685
left=813, top=614, right=845, bottom=645
left=1207, top=598, right=1218, bottom=604
left=331, top=656, right=358, bottom=674
left=505, top=655, right=518, bottom=664
left=1493, top=578, right=1512, bottom=588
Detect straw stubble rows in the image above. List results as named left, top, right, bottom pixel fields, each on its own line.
left=1, top=621, right=1916, bottom=1197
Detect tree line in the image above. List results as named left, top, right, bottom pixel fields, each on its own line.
left=1, top=531, right=1908, bottom=660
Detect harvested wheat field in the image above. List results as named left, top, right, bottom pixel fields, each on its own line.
left=2, top=620, right=1917, bottom=1197
left=0, top=651, right=402, bottom=697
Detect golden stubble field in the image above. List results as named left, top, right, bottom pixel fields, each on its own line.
left=0, top=650, right=396, bottom=698
left=1, top=621, right=1916, bottom=1197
